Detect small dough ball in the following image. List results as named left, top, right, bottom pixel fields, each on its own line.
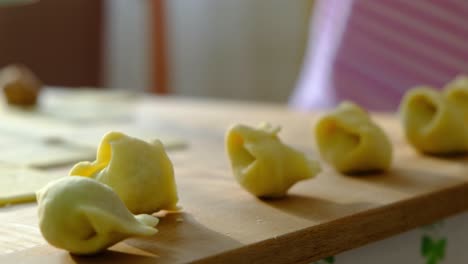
left=400, top=86, right=467, bottom=154
left=315, top=102, right=392, bottom=174
left=226, top=123, right=321, bottom=198
left=37, top=177, right=159, bottom=255
left=69, top=131, right=178, bottom=214
left=0, top=64, right=42, bottom=106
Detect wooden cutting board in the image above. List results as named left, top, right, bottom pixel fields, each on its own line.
left=1, top=96, right=468, bottom=264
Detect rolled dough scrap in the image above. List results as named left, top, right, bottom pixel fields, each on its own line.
left=0, top=105, right=73, bottom=140
left=0, top=165, right=63, bottom=206
left=63, top=125, right=188, bottom=151
left=25, top=87, right=140, bottom=123
left=0, top=113, right=184, bottom=167
left=69, top=131, right=179, bottom=214
left=0, top=132, right=95, bottom=168
left=37, top=177, right=159, bottom=255
left=225, top=122, right=321, bottom=198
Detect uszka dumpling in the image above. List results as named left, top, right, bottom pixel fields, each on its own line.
left=400, top=81, right=468, bottom=154
left=69, top=131, right=178, bottom=214
left=315, top=102, right=392, bottom=174
left=226, top=123, right=321, bottom=198
left=37, top=177, right=159, bottom=255
left=444, top=76, right=468, bottom=127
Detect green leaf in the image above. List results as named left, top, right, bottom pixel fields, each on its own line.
left=426, top=256, right=437, bottom=264
left=421, top=235, right=433, bottom=256
left=433, top=239, right=446, bottom=259
left=324, top=256, right=335, bottom=263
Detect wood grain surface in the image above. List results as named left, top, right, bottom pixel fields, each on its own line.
left=1, top=93, right=468, bottom=263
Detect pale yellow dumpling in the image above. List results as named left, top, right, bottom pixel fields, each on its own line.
left=444, top=75, right=468, bottom=124
left=315, top=102, right=392, bottom=174
left=37, top=177, right=159, bottom=255
left=226, top=123, right=321, bottom=198
left=400, top=86, right=467, bottom=154
left=69, top=131, right=178, bottom=214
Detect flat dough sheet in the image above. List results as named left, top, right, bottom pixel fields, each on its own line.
left=0, top=90, right=186, bottom=169
left=0, top=165, right=63, bottom=206
left=64, top=125, right=188, bottom=151
left=0, top=133, right=95, bottom=168
left=40, top=88, right=140, bottom=123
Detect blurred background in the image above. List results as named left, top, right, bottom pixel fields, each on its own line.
left=0, top=0, right=312, bottom=103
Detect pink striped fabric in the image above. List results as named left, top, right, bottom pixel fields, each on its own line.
left=290, top=0, right=468, bottom=111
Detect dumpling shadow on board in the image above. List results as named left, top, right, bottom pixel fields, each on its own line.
left=261, top=194, right=376, bottom=222
left=69, top=249, right=158, bottom=264
left=350, top=166, right=465, bottom=196
left=338, top=168, right=389, bottom=178
left=422, top=151, right=468, bottom=162
left=332, top=141, right=468, bottom=196
left=417, top=151, right=468, bottom=175
left=123, top=212, right=242, bottom=263
left=0, top=242, right=159, bottom=264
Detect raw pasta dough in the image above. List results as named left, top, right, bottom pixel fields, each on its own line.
left=400, top=78, right=468, bottom=154
left=226, top=123, right=321, bottom=198
left=444, top=76, right=468, bottom=134
left=63, top=125, right=187, bottom=152
left=37, top=177, right=159, bottom=255
left=0, top=165, right=63, bottom=205
left=69, top=131, right=178, bottom=214
left=0, top=134, right=95, bottom=168
left=315, top=102, right=392, bottom=174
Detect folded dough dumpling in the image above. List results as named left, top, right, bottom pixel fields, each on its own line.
left=400, top=86, right=467, bottom=154
left=37, top=177, right=159, bottom=255
left=315, top=102, right=392, bottom=174
left=226, top=123, right=321, bottom=198
left=444, top=75, right=468, bottom=123
left=69, top=131, right=178, bottom=214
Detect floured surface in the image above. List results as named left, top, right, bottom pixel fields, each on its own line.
left=0, top=134, right=94, bottom=168
left=0, top=165, right=63, bottom=205
left=62, top=124, right=187, bottom=151
left=39, top=87, right=140, bottom=123
left=1, top=94, right=468, bottom=263
left=0, top=88, right=185, bottom=168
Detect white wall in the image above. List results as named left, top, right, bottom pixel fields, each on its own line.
left=103, top=0, right=152, bottom=91
left=166, top=0, right=311, bottom=102
left=104, top=0, right=312, bottom=102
